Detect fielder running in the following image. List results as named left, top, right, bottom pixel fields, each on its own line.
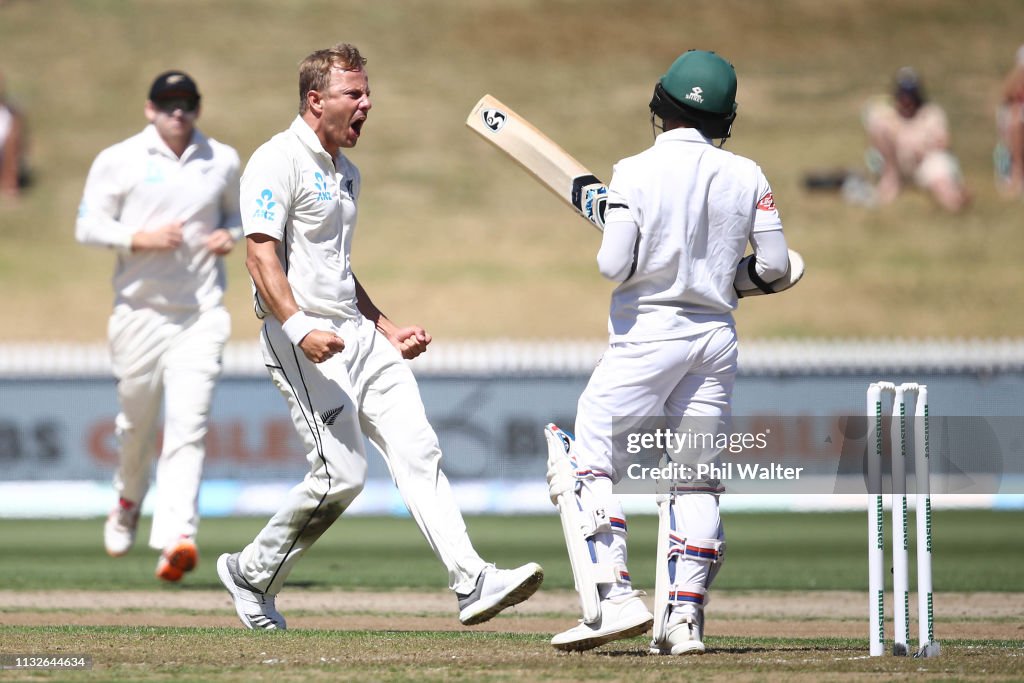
left=545, top=50, right=793, bottom=653
left=216, top=43, right=543, bottom=630
left=76, top=71, right=242, bottom=582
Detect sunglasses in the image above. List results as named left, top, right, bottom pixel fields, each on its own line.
left=154, top=97, right=199, bottom=114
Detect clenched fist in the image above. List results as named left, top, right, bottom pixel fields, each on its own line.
left=299, top=329, right=346, bottom=363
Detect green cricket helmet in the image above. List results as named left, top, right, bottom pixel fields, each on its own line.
left=649, top=49, right=738, bottom=140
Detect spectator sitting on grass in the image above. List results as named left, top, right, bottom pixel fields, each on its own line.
left=0, top=71, right=30, bottom=201
left=862, top=67, right=969, bottom=212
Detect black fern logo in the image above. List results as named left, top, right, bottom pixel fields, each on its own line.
left=321, top=406, right=344, bottom=426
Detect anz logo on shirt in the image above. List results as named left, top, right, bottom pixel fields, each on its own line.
left=144, top=160, right=164, bottom=184
left=254, top=189, right=277, bottom=221
left=313, top=172, right=334, bottom=201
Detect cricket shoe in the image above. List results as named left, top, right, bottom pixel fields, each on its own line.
left=457, top=562, right=544, bottom=625
left=155, top=537, right=198, bottom=582
left=551, top=590, right=654, bottom=652
left=104, top=498, right=140, bottom=557
left=650, top=609, right=705, bottom=655
left=217, top=552, right=286, bottom=630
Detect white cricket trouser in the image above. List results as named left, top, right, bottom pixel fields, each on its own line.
left=574, top=325, right=738, bottom=480
left=572, top=325, right=737, bottom=597
left=239, top=315, right=487, bottom=596
left=108, top=304, right=229, bottom=550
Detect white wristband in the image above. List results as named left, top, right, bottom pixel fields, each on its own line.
left=281, top=311, right=318, bottom=346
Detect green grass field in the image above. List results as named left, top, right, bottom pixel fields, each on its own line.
left=1, top=511, right=1021, bottom=592
left=1, top=512, right=1022, bottom=680
left=1, top=1, right=1024, bottom=342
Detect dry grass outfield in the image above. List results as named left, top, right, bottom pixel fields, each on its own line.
left=2, top=588, right=1021, bottom=637
left=2, top=590, right=1022, bottom=681
left=1, top=1, right=1023, bottom=342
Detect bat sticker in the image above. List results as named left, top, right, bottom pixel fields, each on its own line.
left=481, top=108, right=507, bottom=132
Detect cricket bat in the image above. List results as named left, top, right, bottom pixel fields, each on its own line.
left=465, top=94, right=608, bottom=232
left=465, top=93, right=805, bottom=297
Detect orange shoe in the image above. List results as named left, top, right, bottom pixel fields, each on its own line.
left=156, top=537, right=198, bottom=582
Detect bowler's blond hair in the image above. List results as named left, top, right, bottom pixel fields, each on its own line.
left=298, top=43, right=367, bottom=114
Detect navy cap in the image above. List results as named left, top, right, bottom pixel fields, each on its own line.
left=149, top=71, right=200, bottom=102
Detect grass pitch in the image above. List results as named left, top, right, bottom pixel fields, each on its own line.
left=0, top=512, right=1022, bottom=680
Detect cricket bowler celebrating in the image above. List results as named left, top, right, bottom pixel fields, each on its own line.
left=216, top=43, right=543, bottom=630
left=76, top=71, right=242, bottom=583
left=544, top=50, right=792, bottom=653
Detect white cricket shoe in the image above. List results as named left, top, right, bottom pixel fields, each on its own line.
left=217, top=553, right=286, bottom=631
left=458, top=562, right=544, bottom=625
left=650, top=609, right=705, bottom=655
left=551, top=591, right=654, bottom=652
left=104, top=498, right=140, bottom=557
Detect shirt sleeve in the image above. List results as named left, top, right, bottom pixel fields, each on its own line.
left=597, top=167, right=641, bottom=282
left=746, top=166, right=788, bottom=282
left=752, top=169, right=783, bottom=233
left=748, top=228, right=789, bottom=282
left=240, top=143, right=292, bottom=240
left=74, top=146, right=135, bottom=251
left=220, top=148, right=244, bottom=240
left=597, top=218, right=640, bottom=282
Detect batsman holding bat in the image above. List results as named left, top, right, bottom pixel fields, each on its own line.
left=545, top=50, right=793, bottom=653
left=216, top=43, right=543, bottom=631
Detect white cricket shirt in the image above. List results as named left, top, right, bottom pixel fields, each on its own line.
left=75, top=125, right=242, bottom=314
left=603, top=127, right=783, bottom=342
left=241, top=117, right=360, bottom=321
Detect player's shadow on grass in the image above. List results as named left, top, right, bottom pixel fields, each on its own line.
left=701, top=645, right=848, bottom=654
left=158, top=580, right=319, bottom=592
left=590, top=644, right=843, bottom=657
left=590, top=646, right=653, bottom=658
